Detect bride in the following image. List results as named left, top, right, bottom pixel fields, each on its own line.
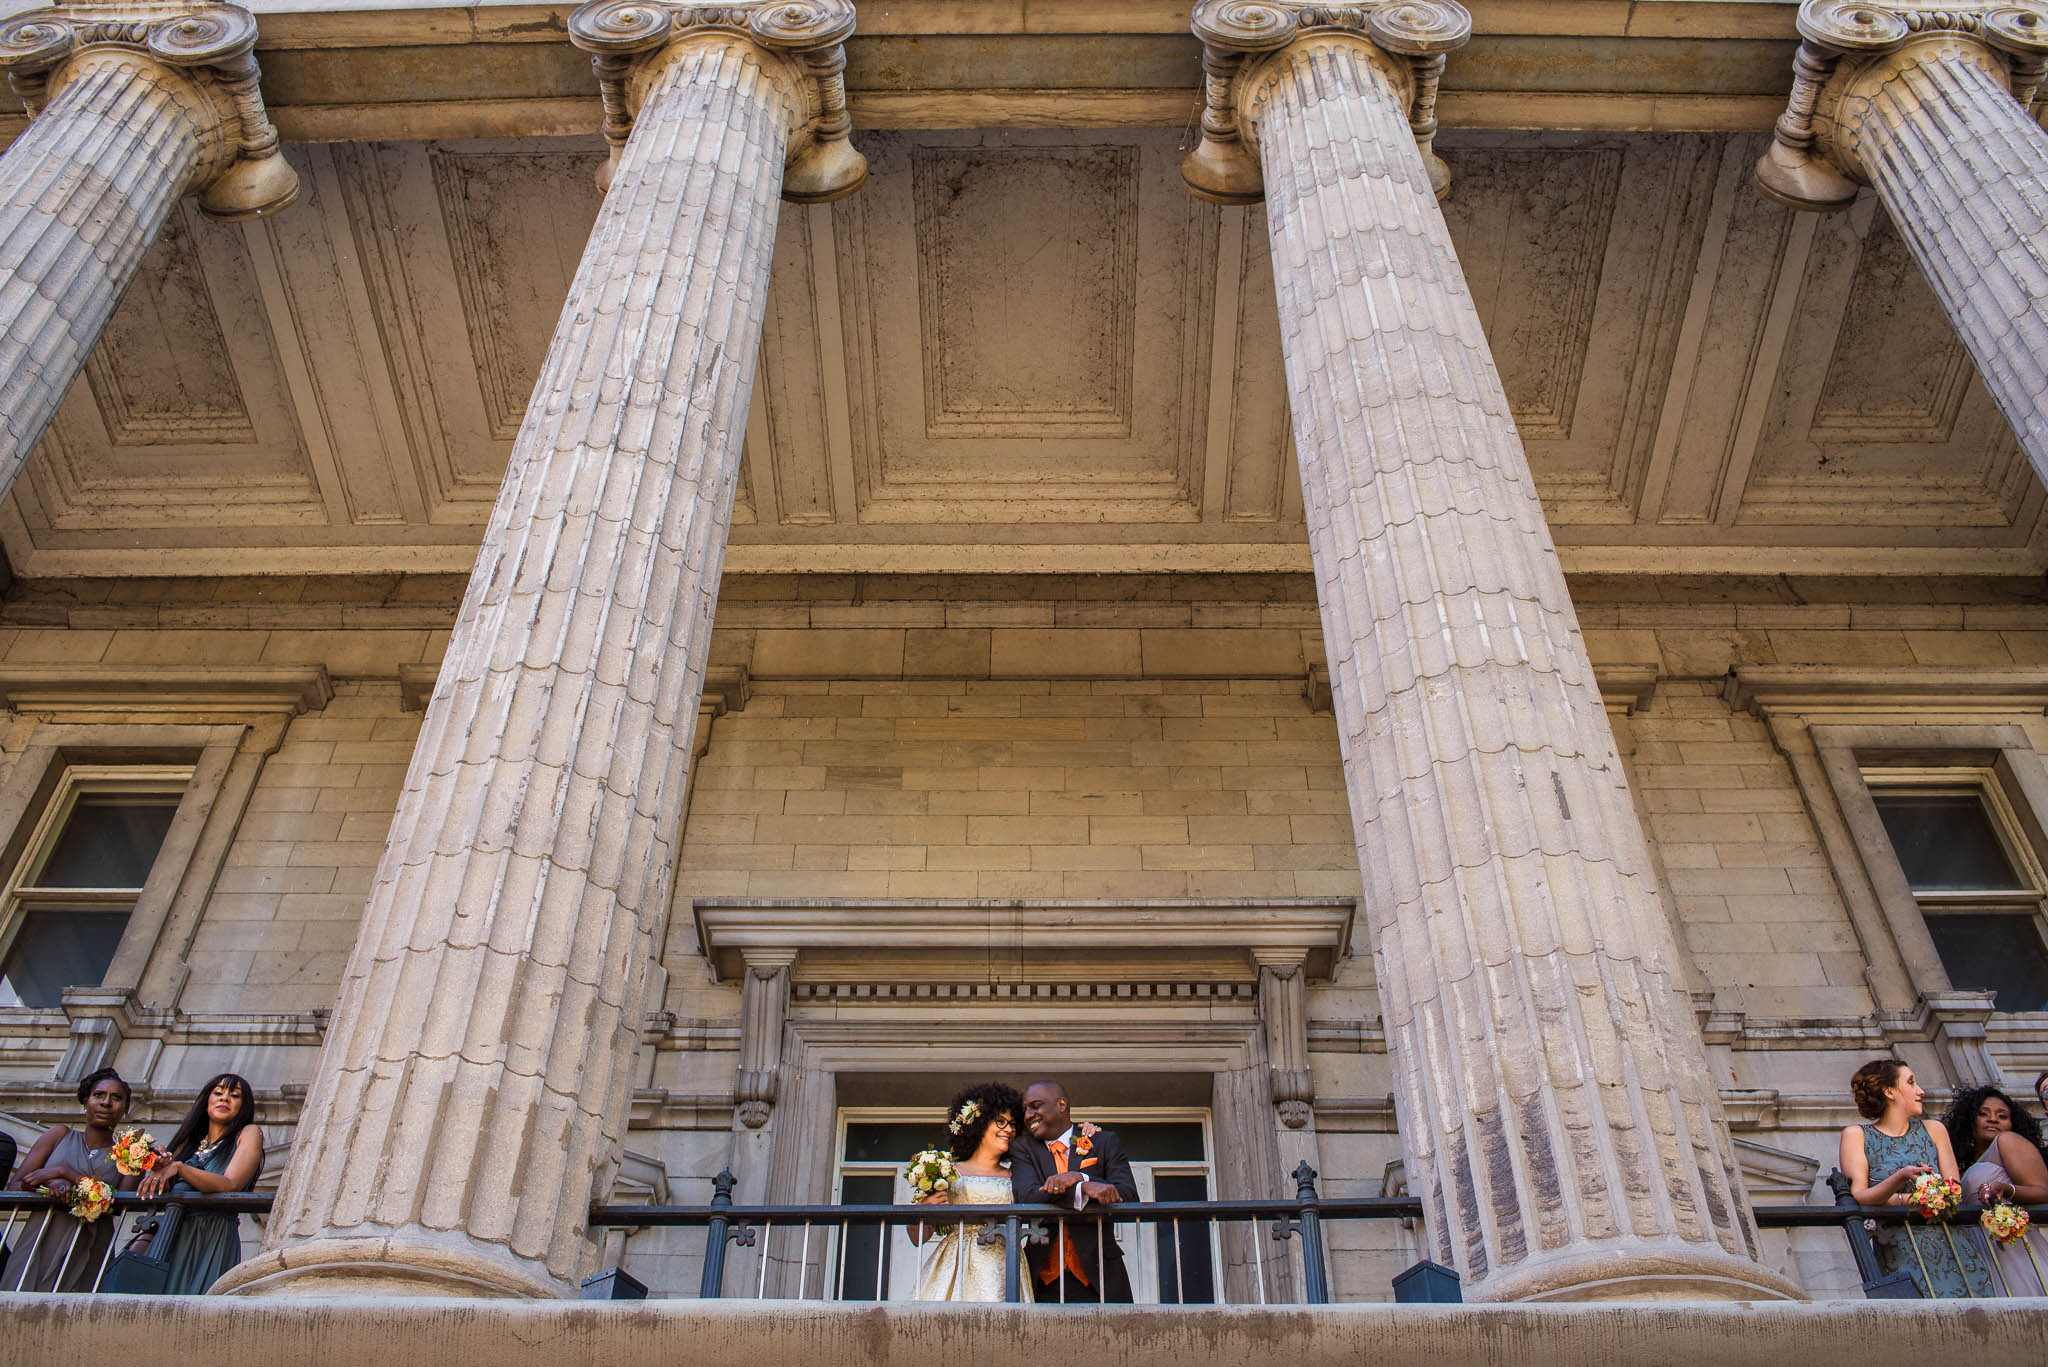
left=910, top=1082, right=1031, bottom=1302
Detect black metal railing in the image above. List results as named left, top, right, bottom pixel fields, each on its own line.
left=589, top=1162, right=1385, bottom=1303
left=0, top=1190, right=270, bottom=1294
left=1750, top=1171, right=2048, bottom=1300
left=5, top=1168, right=2044, bottom=1301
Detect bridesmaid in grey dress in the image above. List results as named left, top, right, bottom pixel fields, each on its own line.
left=1839, top=1058, right=1995, bottom=1297
left=135, top=1073, right=263, bottom=1295
left=1943, top=1085, right=2048, bottom=1295
left=5, top=1067, right=136, bottom=1291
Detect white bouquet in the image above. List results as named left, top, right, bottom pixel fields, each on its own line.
left=903, top=1148, right=958, bottom=1199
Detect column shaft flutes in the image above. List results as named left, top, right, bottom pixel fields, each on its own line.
left=1190, top=0, right=1799, bottom=1302
left=1855, top=39, right=2048, bottom=471
left=0, top=53, right=204, bottom=486
left=0, top=3, right=297, bottom=493
left=219, top=29, right=812, bottom=1299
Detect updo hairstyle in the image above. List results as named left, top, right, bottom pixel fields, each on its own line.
left=1851, top=1058, right=1907, bottom=1121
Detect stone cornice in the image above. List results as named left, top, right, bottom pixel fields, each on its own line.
left=1723, top=663, right=2048, bottom=716
left=0, top=662, right=334, bottom=719
left=0, top=2, right=1805, bottom=143
left=692, top=896, right=1357, bottom=982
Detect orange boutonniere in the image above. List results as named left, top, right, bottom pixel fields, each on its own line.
left=1074, top=1134, right=1093, bottom=1156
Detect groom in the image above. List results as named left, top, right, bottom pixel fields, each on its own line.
left=1010, top=1080, right=1139, bottom=1303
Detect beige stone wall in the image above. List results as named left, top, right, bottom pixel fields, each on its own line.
left=188, top=683, right=418, bottom=1015
left=1616, top=680, right=1868, bottom=1019
left=680, top=678, right=1359, bottom=903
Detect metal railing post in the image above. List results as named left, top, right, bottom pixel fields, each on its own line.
left=1292, top=1161, right=1329, bottom=1304
left=700, top=1168, right=736, bottom=1299
left=1003, top=1215, right=1021, bottom=1303
left=1824, top=1168, right=1921, bottom=1299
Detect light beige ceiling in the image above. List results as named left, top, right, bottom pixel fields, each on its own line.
left=7, top=126, right=2042, bottom=579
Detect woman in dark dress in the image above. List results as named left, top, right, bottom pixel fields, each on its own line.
left=6, top=1067, right=137, bottom=1291
left=135, top=1073, right=262, bottom=1294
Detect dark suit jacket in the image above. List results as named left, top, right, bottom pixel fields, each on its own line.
left=1010, top=1125, right=1139, bottom=1300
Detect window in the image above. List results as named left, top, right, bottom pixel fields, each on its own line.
left=0, top=766, right=190, bottom=1008
left=1866, top=771, right=2048, bottom=1013
left=832, top=1107, right=1218, bottom=1303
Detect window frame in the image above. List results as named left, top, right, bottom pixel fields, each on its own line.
left=0, top=762, right=197, bottom=1008
left=1858, top=766, right=2048, bottom=1013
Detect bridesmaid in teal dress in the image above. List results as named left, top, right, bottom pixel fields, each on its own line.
left=135, top=1073, right=263, bottom=1294
left=1839, top=1058, right=1995, bottom=1297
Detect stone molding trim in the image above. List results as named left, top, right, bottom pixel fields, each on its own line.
left=0, top=2, right=296, bottom=219
left=690, top=896, right=1357, bottom=982
left=0, top=663, right=334, bottom=726
left=568, top=0, right=865, bottom=200
left=1181, top=0, right=1469, bottom=204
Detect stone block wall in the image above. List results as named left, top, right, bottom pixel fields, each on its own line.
left=679, top=678, right=1360, bottom=903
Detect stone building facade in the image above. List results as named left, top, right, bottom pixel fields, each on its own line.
left=2, top=0, right=2048, bottom=1311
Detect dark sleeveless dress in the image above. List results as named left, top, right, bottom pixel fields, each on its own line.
left=157, top=1132, right=257, bottom=1295
left=1862, top=1119, right=1996, bottom=1298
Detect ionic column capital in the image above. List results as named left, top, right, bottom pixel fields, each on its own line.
left=1181, top=0, right=1469, bottom=204
left=0, top=2, right=295, bottom=219
left=1756, top=0, right=2048, bottom=210
left=569, top=0, right=864, bottom=201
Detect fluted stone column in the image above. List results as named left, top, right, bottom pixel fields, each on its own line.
left=1184, top=1, right=1800, bottom=1303
left=0, top=4, right=295, bottom=497
left=213, top=0, right=864, bottom=1299
left=1757, top=1, right=2048, bottom=477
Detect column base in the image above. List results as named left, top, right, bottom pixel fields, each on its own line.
left=210, top=1233, right=569, bottom=1300
left=1468, top=1238, right=1806, bottom=1304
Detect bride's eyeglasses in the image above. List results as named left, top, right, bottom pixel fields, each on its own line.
left=989, top=1115, right=1018, bottom=1133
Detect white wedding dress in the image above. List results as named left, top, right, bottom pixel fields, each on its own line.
left=910, top=1173, right=1032, bottom=1302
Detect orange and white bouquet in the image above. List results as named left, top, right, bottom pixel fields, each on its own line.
left=1981, top=1200, right=2032, bottom=1245
left=111, top=1127, right=161, bottom=1177
left=1909, top=1172, right=1963, bottom=1220
left=66, top=1175, right=115, bottom=1224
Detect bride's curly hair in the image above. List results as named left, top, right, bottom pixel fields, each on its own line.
left=944, top=1081, right=1023, bottom=1163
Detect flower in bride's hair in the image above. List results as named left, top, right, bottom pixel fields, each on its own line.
left=948, top=1098, right=981, bottom=1135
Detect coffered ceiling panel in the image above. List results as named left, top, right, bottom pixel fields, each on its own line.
left=1744, top=198, right=2039, bottom=531
left=2, top=129, right=2041, bottom=578
left=834, top=130, right=1215, bottom=522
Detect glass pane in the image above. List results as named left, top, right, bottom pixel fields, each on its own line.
left=844, top=1123, right=946, bottom=1164
left=0, top=908, right=131, bottom=1007
left=33, top=795, right=179, bottom=889
left=1926, top=913, right=2048, bottom=1013
left=1116, top=1123, right=1207, bottom=1163
left=835, top=1173, right=894, bottom=1300
left=1871, top=792, right=2029, bottom=893
left=1153, top=1173, right=1215, bottom=1304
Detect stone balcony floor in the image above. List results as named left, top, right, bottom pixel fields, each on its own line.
left=8, top=1294, right=2048, bottom=1366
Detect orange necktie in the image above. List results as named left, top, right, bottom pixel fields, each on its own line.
left=1040, top=1140, right=1092, bottom=1288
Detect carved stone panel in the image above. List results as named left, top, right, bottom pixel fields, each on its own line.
left=1748, top=200, right=2038, bottom=529
left=834, top=130, right=1218, bottom=523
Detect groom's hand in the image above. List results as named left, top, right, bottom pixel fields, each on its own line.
left=1079, top=1181, right=1122, bottom=1205
left=1041, top=1171, right=1086, bottom=1196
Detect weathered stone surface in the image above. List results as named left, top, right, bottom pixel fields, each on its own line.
left=214, top=13, right=852, bottom=1298
left=8, top=1292, right=2048, bottom=1367
left=1189, top=0, right=1800, bottom=1303
left=0, top=3, right=296, bottom=500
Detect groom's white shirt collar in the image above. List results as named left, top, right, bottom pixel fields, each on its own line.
left=1052, top=1125, right=1075, bottom=1148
